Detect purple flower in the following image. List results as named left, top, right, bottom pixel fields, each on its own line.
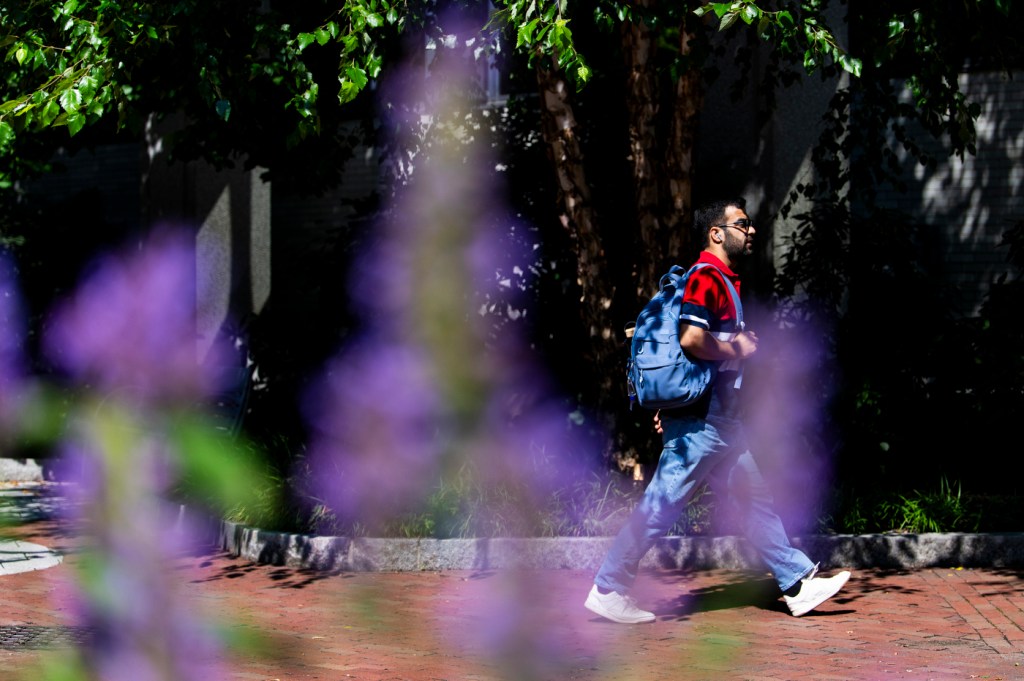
left=0, top=250, right=28, bottom=427
left=43, top=226, right=231, bottom=405
left=303, top=340, right=446, bottom=526
left=51, top=430, right=228, bottom=681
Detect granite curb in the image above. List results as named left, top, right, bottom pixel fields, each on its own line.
left=218, top=519, right=1024, bottom=572
left=6, top=475, right=1024, bottom=574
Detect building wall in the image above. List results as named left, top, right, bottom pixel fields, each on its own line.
left=875, top=71, right=1024, bottom=316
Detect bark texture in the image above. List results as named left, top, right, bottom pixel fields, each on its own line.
left=535, top=58, right=620, bottom=423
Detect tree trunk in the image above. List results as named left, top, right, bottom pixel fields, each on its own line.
left=663, top=22, right=702, bottom=267
left=622, top=0, right=663, bottom=301
left=535, top=57, right=625, bottom=457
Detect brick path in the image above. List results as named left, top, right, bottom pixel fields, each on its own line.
left=2, top=514, right=1023, bottom=680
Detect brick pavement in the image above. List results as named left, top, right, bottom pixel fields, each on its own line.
left=2, top=514, right=1023, bottom=681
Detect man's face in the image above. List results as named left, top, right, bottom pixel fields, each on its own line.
left=717, top=205, right=755, bottom=260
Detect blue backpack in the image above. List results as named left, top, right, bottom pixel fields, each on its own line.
left=626, top=263, right=743, bottom=410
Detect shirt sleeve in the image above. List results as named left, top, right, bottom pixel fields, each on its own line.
left=680, top=268, right=731, bottom=331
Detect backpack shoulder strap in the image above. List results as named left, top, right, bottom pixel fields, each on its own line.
left=659, top=263, right=708, bottom=293
left=658, top=265, right=687, bottom=292
left=717, top=272, right=744, bottom=330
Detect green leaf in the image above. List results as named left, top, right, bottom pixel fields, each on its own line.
left=170, top=420, right=268, bottom=516
left=517, top=18, right=539, bottom=48
left=78, top=75, right=99, bottom=102
left=39, top=99, right=61, bottom=126
left=297, top=32, right=315, bottom=50
left=741, top=4, right=759, bottom=25
left=548, top=23, right=567, bottom=51
left=66, top=111, right=86, bottom=136
left=0, top=98, right=25, bottom=115
left=719, top=11, right=739, bottom=30
left=803, top=49, right=817, bottom=72
left=315, top=28, right=330, bottom=45
left=386, top=7, right=398, bottom=23
left=15, top=47, right=28, bottom=65
left=0, top=121, right=14, bottom=149
left=366, top=54, right=383, bottom=79
left=712, top=3, right=732, bottom=18
left=215, top=99, right=231, bottom=121
left=59, top=88, right=84, bottom=113
left=345, top=65, right=369, bottom=89
left=338, top=79, right=360, bottom=104
left=366, top=13, right=384, bottom=28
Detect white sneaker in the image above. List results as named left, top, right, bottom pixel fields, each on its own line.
left=783, top=570, right=851, bottom=617
left=584, top=585, right=656, bottom=624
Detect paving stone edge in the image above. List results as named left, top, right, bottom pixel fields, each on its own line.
left=217, top=520, right=1024, bottom=572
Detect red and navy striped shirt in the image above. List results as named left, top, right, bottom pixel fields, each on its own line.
left=679, top=251, right=742, bottom=334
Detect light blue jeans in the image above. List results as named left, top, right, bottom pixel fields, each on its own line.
left=594, top=404, right=816, bottom=595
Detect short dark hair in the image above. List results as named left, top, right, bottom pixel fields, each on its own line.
left=694, top=197, right=746, bottom=246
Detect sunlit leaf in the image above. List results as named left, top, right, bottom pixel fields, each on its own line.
left=66, top=111, right=86, bottom=136
left=39, top=98, right=61, bottom=126
left=346, top=65, right=369, bottom=89
left=59, top=87, right=83, bottom=112
left=338, top=79, right=360, bottom=104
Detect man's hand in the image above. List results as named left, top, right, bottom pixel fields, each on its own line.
left=654, top=410, right=662, bottom=434
left=731, top=330, right=759, bottom=359
left=681, top=324, right=759, bottom=361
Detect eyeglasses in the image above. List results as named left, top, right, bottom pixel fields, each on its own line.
left=713, top=218, right=754, bottom=235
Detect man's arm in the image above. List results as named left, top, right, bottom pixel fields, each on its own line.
left=679, top=323, right=759, bottom=361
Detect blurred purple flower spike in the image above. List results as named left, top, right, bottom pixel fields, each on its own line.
left=305, top=340, right=446, bottom=525
left=0, top=250, right=27, bottom=426
left=44, top=226, right=230, bottom=406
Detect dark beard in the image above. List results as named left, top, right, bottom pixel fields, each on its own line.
left=724, top=232, right=751, bottom=261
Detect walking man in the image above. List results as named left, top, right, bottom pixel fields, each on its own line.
left=585, top=198, right=850, bottom=623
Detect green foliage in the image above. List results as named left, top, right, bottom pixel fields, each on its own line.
left=877, top=478, right=977, bottom=534
left=293, top=0, right=405, bottom=109
left=0, top=0, right=412, bottom=190
left=820, top=479, right=1024, bottom=535
left=491, top=0, right=591, bottom=89
left=249, top=464, right=725, bottom=538
left=694, top=1, right=861, bottom=77
left=540, top=473, right=640, bottom=537
left=171, top=416, right=282, bottom=521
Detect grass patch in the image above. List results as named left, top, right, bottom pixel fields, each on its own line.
left=223, top=453, right=1023, bottom=538
left=821, top=478, right=1023, bottom=534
